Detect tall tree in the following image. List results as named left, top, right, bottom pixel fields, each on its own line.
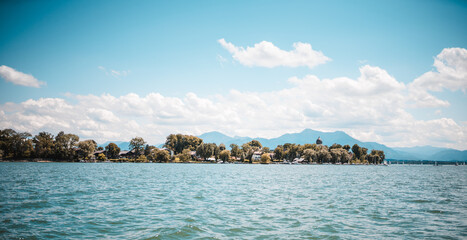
left=54, top=131, right=79, bottom=160
left=230, top=144, right=241, bottom=158
left=78, top=140, right=97, bottom=160
left=274, top=145, right=284, bottom=161
left=155, top=149, right=170, bottom=163
left=33, top=132, right=55, bottom=158
left=352, top=144, right=362, bottom=160
left=260, top=153, right=271, bottom=164
left=219, top=143, right=226, bottom=151
left=196, top=143, right=216, bottom=161
left=105, top=143, right=121, bottom=159
left=303, top=148, right=317, bottom=163
left=219, top=150, right=231, bottom=163
left=164, top=134, right=203, bottom=155
left=129, top=137, right=146, bottom=157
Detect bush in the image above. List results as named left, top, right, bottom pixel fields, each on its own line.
left=136, top=155, right=148, bottom=162
left=97, top=153, right=107, bottom=161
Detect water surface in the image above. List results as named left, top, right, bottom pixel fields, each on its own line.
left=0, top=163, right=466, bottom=239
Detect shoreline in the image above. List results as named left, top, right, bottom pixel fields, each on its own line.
left=0, top=160, right=464, bottom=165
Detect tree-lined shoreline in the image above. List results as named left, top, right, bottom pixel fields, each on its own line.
left=0, top=129, right=385, bottom=164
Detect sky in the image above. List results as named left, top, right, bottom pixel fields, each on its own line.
left=0, top=0, right=466, bottom=149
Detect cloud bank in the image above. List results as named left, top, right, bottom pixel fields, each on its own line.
left=0, top=65, right=45, bottom=88
left=1, top=48, right=465, bottom=149
left=218, top=39, right=330, bottom=68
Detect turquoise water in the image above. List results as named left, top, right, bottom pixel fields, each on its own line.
left=0, top=163, right=466, bottom=239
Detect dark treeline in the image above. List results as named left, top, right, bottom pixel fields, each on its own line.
left=0, top=129, right=385, bottom=164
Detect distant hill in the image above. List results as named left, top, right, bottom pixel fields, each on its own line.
left=98, top=141, right=130, bottom=151
left=197, top=129, right=466, bottom=161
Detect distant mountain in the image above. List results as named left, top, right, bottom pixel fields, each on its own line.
left=98, top=141, right=131, bottom=151
left=392, top=146, right=450, bottom=160
left=430, top=149, right=467, bottom=161
left=197, top=129, right=466, bottom=161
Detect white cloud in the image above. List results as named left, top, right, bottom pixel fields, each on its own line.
left=0, top=65, right=45, bottom=88
left=218, top=39, right=330, bottom=68
left=1, top=63, right=466, bottom=149
left=0, top=49, right=465, bottom=149
left=409, top=47, right=467, bottom=107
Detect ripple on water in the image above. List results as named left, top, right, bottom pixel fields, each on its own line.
left=0, top=163, right=466, bottom=239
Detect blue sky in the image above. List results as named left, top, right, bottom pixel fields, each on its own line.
left=0, top=0, right=466, bottom=149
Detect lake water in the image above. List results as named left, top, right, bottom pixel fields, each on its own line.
left=0, top=163, right=466, bottom=239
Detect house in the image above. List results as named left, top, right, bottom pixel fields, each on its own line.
left=119, top=150, right=136, bottom=159
left=93, top=150, right=106, bottom=159
left=252, top=151, right=263, bottom=161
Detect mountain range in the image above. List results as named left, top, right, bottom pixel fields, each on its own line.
left=99, top=129, right=467, bottom=161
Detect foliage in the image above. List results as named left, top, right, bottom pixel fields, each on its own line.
left=164, top=134, right=203, bottom=155
left=196, top=143, right=217, bottom=160
left=303, top=148, right=317, bottom=163
left=97, top=153, right=107, bottom=161
left=129, top=137, right=146, bottom=157
left=219, top=150, right=231, bottom=163
left=260, top=153, right=271, bottom=164
left=274, top=145, right=284, bottom=161
left=78, top=140, right=97, bottom=160
left=155, top=149, right=170, bottom=163
left=33, top=132, right=55, bottom=158
left=105, top=143, right=121, bottom=159
left=230, top=144, right=241, bottom=158
left=0, top=129, right=34, bottom=159
left=0, top=129, right=385, bottom=165
left=136, top=155, right=148, bottom=162
left=174, top=149, right=192, bottom=162
left=54, top=131, right=79, bottom=160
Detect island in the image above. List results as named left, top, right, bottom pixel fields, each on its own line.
left=0, top=129, right=385, bottom=164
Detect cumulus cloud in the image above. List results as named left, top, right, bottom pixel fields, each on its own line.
left=0, top=65, right=45, bottom=88
left=409, top=47, right=467, bottom=107
left=1, top=63, right=466, bottom=149
left=218, top=39, right=330, bottom=68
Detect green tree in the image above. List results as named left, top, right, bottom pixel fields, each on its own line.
left=369, top=150, right=385, bottom=164
left=343, top=144, right=351, bottom=151
left=351, top=144, right=362, bottom=160
left=330, top=143, right=342, bottom=150
left=230, top=144, right=241, bottom=159
left=260, top=153, right=271, bottom=164
left=164, top=134, right=203, bottom=155
left=317, top=147, right=331, bottom=163
left=241, top=143, right=253, bottom=163
left=219, top=143, right=226, bottom=151
left=129, top=137, right=146, bottom=157
left=274, top=145, right=284, bottom=161
left=174, top=149, right=192, bottom=163
left=249, top=140, right=262, bottom=149
left=136, top=155, right=148, bottom=162
left=196, top=143, right=216, bottom=161
left=303, top=148, right=317, bottom=163
left=105, top=143, right=121, bottom=159
left=54, top=131, right=79, bottom=160
left=33, top=132, right=55, bottom=158
left=97, top=153, right=107, bottom=161
left=155, top=149, right=170, bottom=163
left=283, top=143, right=299, bottom=161
left=78, top=140, right=97, bottom=160
left=219, top=149, right=231, bottom=163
